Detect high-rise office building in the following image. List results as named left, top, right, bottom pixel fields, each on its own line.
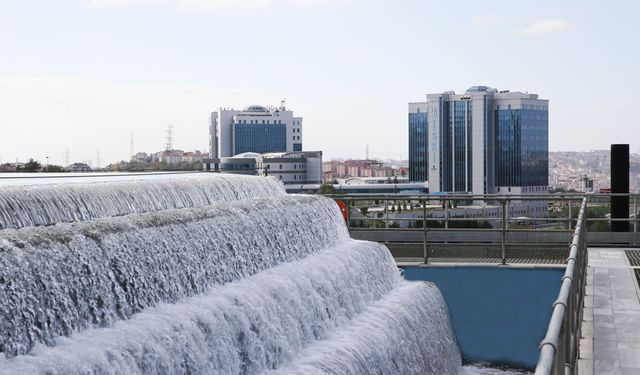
left=409, top=86, right=548, bottom=195
left=210, top=104, right=302, bottom=159
left=408, top=102, right=428, bottom=182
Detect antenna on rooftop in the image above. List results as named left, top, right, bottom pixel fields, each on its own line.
left=280, top=99, right=286, bottom=110
left=366, top=144, right=369, bottom=160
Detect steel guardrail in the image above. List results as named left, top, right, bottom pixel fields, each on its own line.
left=535, top=198, right=587, bottom=375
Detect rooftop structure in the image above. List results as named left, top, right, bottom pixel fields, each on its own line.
left=209, top=103, right=302, bottom=159
left=203, top=150, right=322, bottom=185
left=409, top=86, right=549, bottom=196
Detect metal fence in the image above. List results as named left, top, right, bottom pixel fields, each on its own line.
left=535, top=198, right=588, bottom=375
left=323, top=193, right=640, bottom=263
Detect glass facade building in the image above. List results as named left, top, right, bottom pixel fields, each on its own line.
left=210, top=105, right=303, bottom=158
left=410, top=86, right=548, bottom=195
left=408, top=109, right=428, bottom=182
left=234, top=123, right=287, bottom=155
left=495, top=107, right=548, bottom=187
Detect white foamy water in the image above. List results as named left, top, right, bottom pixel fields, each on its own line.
left=0, top=174, right=472, bottom=374
left=0, top=195, right=346, bottom=357
left=0, top=173, right=284, bottom=229
left=1, top=242, right=430, bottom=374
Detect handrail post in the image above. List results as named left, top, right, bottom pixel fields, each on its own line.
left=347, top=198, right=351, bottom=231
left=568, top=199, right=572, bottom=230
left=444, top=198, right=449, bottom=229
left=501, top=199, right=507, bottom=265
left=634, top=194, right=637, bottom=233
left=422, top=199, right=428, bottom=264
left=385, top=198, right=389, bottom=229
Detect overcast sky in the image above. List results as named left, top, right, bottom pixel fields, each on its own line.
left=1, top=0, right=639, bottom=166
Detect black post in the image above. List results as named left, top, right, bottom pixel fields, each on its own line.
left=611, top=144, right=629, bottom=232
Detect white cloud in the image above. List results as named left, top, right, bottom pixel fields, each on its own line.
left=81, top=0, right=161, bottom=9
left=517, top=19, right=570, bottom=36
left=81, top=0, right=364, bottom=9
left=175, top=0, right=273, bottom=10
left=470, top=13, right=501, bottom=27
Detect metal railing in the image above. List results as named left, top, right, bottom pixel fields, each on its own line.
left=535, top=198, right=588, bottom=375
left=323, top=193, right=640, bottom=262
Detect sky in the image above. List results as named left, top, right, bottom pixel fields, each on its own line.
left=1, top=0, right=639, bottom=166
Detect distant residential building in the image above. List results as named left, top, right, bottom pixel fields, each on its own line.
left=210, top=104, right=302, bottom=159
left=409, top=86, right=549, bottom=195
left=151, top=150, right=208, bottom=165
left=131, top=152, right=150, bottom=163
left=321, top=159, right=404, bottom=182
left=69, top=163, right=91, bottom=173
left=203, top=151, right=322, bottom=185
left=0, top=163, right=19, bottom=172
left=578, top=176, right=595, bottom=193
left=339, top=176, right=409, bottom=185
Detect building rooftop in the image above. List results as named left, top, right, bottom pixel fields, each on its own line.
left=466, top=85, right=494, bottom=93
left=242, top=105, right=270, bottom=113
left=231, top=152, right=262, bottom=159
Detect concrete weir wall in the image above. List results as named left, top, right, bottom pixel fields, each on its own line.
left=402, top=265, right=564, bottom=370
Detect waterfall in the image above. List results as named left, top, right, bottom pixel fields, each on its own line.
left=0, top=174, right=285, bottom=229
left=0, top=175, right=465, bottom=374
left=0, top=195, right=347, bottom=357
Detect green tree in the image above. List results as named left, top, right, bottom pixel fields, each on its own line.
left=20, top=159, right=41, bottom=172
left=318, top=182, right=337, bottom=194
left=44, top=164, right=65, bottom=172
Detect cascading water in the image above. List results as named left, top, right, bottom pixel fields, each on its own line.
left=0, top=174, right=469, bottom=374
left=0, top=174, right=284, bottom=229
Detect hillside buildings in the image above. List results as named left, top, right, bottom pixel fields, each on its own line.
left=130, top=150, right=208, bottom=165
left=210, top=104, right=302, bottom=159
left=409, top=86, right=549, bottom=196
left=322, top=159, right=407, bottom=182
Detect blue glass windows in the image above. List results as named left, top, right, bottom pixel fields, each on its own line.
left=408, top=111, right=428, bottom=182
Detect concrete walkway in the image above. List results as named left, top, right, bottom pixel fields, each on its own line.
left=580, top=248, right=640, bottom=374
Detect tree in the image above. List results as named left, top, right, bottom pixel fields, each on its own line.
left=44, top=165, right=65, bottom=172
left=20, top=159, right=41, bottom=172
left=318, top=182, right=337, bottom=194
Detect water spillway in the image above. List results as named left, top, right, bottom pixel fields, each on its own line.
left=0, top=174, right=285, bottom=229
left=0, top=174, right=463, bottom=374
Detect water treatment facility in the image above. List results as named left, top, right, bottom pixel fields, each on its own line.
left=0, top=165, right=638, bottom=375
